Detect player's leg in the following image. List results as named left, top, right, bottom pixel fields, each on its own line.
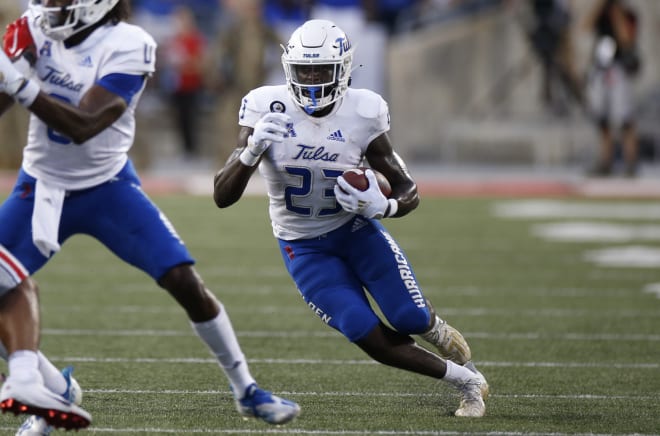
left=421, top=299, right=489, bottom=399
left=621, top=121, right=638, bottom=176
left=611, top=67, right=638, bottom=177
left=159, top=265, right=299, bottom=424
left=344, top=218, right=488, bottom=407
left=420, top=298, right=471, bottom=364
left=279, top=226, right=484, bottom=417
left=420, top=298, right=489, bottom=397
left=16, top=364, right=83, bottom=436
left=0, top=280, right=91, bottom=430
left=585, top=68, right=613, bottom=175
left=82, top=161, right=299, bottom=424
left=346, top=219, right=478, bottom=364
left=0, top=173, right=91, bottom=430
left=355, top=322, right=485, bottom=417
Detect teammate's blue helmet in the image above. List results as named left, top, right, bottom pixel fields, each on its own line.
left=281, top=19, right=353, bottom=113
left=30, top=0, right=120, bottom=41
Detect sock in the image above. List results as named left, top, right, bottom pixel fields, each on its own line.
left=8, top=350, right=42, bottom=384
left=37, top=351, right=67, bottom=396
left=191, top=304, right=255, bottom=397
left=464, top=360, right=478, bottom=374
left=442, top=359, right=475, bottom=387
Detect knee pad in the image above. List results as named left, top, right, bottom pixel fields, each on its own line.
left=335, top=304, right=379, bottom=343
left=388, top=304, right=431, bottom=335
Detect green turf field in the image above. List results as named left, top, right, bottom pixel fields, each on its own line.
left=1, top=194, right=659, bottom=435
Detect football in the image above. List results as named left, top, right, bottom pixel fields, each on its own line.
left=340, top=167, right=392, bottom=197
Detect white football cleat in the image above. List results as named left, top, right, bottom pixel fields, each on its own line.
left=473, top=369, right=489, bottom=401
left=454, top=376, right=486, bottom=418
left=16, top=366, right=83, bottom=436
left=1, top=367, right=90, bottom=432
left=464, top=361, right=489, bottom=401
left=16, top=415, right=49, bottom=436
left=421, top=316, right=472, bottom=365
left=234, top=383, right=300, bottom=425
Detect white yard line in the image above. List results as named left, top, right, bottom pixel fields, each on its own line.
left=41, top=328, right=660, bottom=341
left=44, top=356, right=660, bottom=369
left=0, top=426, right=650, bottom=435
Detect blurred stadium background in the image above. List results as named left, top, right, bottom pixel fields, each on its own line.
left=2, top=0, right=660, bottom=194
left=0, top=2, right=659, bottom=434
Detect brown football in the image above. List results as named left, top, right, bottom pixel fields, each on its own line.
left=340, top=167, right=392, bottom=197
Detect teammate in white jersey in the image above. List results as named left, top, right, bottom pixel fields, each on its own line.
left=0, top=0, right=299, bottom=433
left=214, top=19, right=489, bottom=418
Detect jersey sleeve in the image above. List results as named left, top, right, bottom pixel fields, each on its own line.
left=357, top=91, right=390, bottom=144
left=98, top=26, right=157, bottom=78
left=97, top=73, right=145, bottom=104
left=238, top=88, right=267, bottom=128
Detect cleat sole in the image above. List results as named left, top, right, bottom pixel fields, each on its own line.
left=1, top=398, right=90, bottom=430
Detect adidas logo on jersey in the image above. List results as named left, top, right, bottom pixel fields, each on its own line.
left=286, top=123, right=297, bottom=138
left=327, top=130, right=345, bottom=142
left=79, top=55, right=93, bottom=67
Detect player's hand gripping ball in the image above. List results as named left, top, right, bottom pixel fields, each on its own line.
left=334, top=167, right=395, bottom=219
left=339, top=167, right=392, bottom=197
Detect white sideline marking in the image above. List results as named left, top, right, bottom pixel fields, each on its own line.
left=41, top=328, right=660, bottom=341
left=493, top=200, right=660, bottom=220
left=584, top=246, right=660, bottom=268
left=50, top=304, right=660, bottom=316
left=81, top=389, right=660, bottom=400
left=643, top=283, right=660, bottom=299
left=46, top=356, right=660, bottom=369
left=531, top=222, right=660, bottom=242
left=0, top=428, right=643, bottom=435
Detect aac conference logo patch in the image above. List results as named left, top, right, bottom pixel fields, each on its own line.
left=270, top=101, right=286, bottom=113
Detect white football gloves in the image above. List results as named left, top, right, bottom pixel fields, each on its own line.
left=334, top=169, right=398, bottom=219
left=0, top=49, right=39, bottom=107
left=240, top=112, right=292, bottom=166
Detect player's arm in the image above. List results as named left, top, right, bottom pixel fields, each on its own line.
left=214, top=111, right=290, bottom=208
left=0, top=93, right=14, bottom=116
left=28, top=83, right=128, bottom=144
left=365, top=132, right=420, bottom=217
left=0, top=45, right=144, bottom=144
left=213, top=125, right=260, bottom=208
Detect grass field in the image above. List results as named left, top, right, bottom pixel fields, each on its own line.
left=1, top=194, right=659, bottom=435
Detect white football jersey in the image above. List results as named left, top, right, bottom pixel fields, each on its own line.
left=239, top=86, right=390, bottom=240
left=21, top=10, right=156, bottom=190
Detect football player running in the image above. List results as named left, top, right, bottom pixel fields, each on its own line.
left=0, top=0, right=300, bottom=433
left=214, top=19, right=489, bottom=418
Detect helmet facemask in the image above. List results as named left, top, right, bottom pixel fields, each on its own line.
left=30, top=0, right=120, bottom=41
left=282, top=20, right=353, bottom=114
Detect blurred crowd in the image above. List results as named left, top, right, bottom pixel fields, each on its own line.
left=0, top=0, right=503, bottom=169
left=519, top=0, right=643, bottom=177
left=130, top=0, right=504, bottom=164
left=0, top=0, right=650, bottom=178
